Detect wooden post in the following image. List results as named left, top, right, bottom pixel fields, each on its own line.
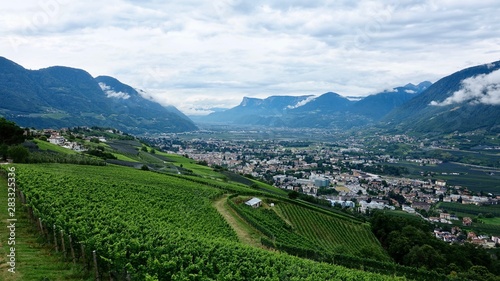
left=20, top=191, right=26, bottom=204
left=53, top=225, right=59, bottom=252
left=69, top=235, right=76, bottom=265
left=80, top=244, right=86, bottom=263
left=38, top=217, right=44, bottom=236
left=93, top=250, right=100, bottom=281
left=60, top=230, right=66, bottom=259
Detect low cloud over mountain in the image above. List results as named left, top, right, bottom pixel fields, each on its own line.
left=431, top=67, right=500, bottom=106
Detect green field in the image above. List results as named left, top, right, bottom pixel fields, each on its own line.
left=155, top=151, right=226, bottom=178
left=2, top=164, right=396, bottom=280
left=33, top=139, right=78, bottom=155
left=481, top=217, right=500, bottom=225
left=389, top=161, right=500, bottom=194
left=111, top=153, right=139, bottom=162
left=438, top=202, right=500, bottom=217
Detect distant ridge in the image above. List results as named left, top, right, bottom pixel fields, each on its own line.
left=0, top=57, right=197, bottom=134
left=202, top=83, right=431, bottom=129
left=384, top=61, right=500, bottom=133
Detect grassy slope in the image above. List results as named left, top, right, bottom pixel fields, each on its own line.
left=0, top=175, right=90, bottom=281
left=33, top=139, right=78, bottom=155
left=155, top=151, right=225, bottom=178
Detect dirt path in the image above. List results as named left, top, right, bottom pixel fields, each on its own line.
left=213, top=195, right=264, bottom=248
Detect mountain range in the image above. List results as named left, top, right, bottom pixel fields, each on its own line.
left=0, top=57, right=197, bottom=134
left=202, top=81, right=432, bottom=129
left=1, top=56, right=499, bottom=135
left=202, top=60, right=500, bottom=134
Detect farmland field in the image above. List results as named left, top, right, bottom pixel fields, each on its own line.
left=3, top=164, right=396, bottom=280
left=389, top=161, right=500, bottom=194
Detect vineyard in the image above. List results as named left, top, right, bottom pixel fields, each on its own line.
left=228, top=196, right=447, bottom=280
left=278, top=203, right=389, bottom=260
left=4, top=164, right=398, bottom=280
left=228, top=197, right=388, bottom=260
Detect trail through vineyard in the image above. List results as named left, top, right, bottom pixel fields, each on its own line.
left=213, top=195, right=263, bottom=248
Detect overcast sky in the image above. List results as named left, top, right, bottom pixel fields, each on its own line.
left=1, top=0, right=500, bottom=115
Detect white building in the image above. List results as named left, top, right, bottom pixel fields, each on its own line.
left=245, top=197, right=262, bottom=208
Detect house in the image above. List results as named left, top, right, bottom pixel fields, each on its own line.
left=245, top=197, right=262, bottom=208
left=48, top=135, right=65, bottom=145
left=435, top=180, right=446, bottom=187
left=463, top=217, right=472, bottom=226
left=440, top=213, right=451, bottom=220
left=402, top=205, right=416, bottom=214
left=412, top=202, right=431, bottom=212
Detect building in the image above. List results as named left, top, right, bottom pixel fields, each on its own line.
left=435, top=180, right=446, bottom=187
left=463, top=217, right=472, bottom=226
left=48, top=135, right=65, bottom=145
left=245, top=197, right=262, bottom=208
left=314, top=178, right=330, bottom=187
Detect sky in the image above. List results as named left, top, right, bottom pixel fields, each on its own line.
left=1, top=0, right=500, bottom=115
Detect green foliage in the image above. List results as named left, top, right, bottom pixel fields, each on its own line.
left=0, top=143, right=7, bottom=160
left=4, top=164, right=397, bottom=280
left=288, top=190, right=299, bottom=199
left=85, top=149, right=117, bottom=160
left=0, top=117, right=26, bottom=145
left=8, top=144, right=29, bottom=163
left=371, top=211, right=500, bottom=276
left=27, top=152, right=105, bottom=165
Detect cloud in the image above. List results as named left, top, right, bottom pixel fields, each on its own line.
left=99, top=82, right=130, bottom=99
left=1, top=1, right=500, bottom=114
left=430, top=69, right=500, bottom=106
left=287, top=95, right=317, bottom=109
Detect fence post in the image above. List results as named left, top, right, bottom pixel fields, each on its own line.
left=60, top=230, right=66, bottom=259
left=69, top=235, right=76, bottom=265
left=93, top=250, right=100, bottom=281
left=38, top=217, right=44, bottom=237
left=53, top=225, right=59, bottom=252
left=81, top=243, right=86, bottom=264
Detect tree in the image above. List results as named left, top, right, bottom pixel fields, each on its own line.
left=141, top=146, right=148, bottom=152
left=8, top=145, right=29, bottom=163
left=0, top=118, right=26, bottom=145
left=403, top=244, right=445, bottom=270
left=288, top=191, right=299, bottom=200
left=0, top=144, right=8, bottom=161
left=141, top=164, right=150, bottom=171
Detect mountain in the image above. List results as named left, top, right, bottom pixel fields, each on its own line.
left=383, top=61, right=500, bottom=133
left=0, top=57, right=197, bottom=134
left=202, top=83, right=430, bottom=129
left=349, top=81, right=431, bottom=120
left=203, top=95, right=313, bottom=125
